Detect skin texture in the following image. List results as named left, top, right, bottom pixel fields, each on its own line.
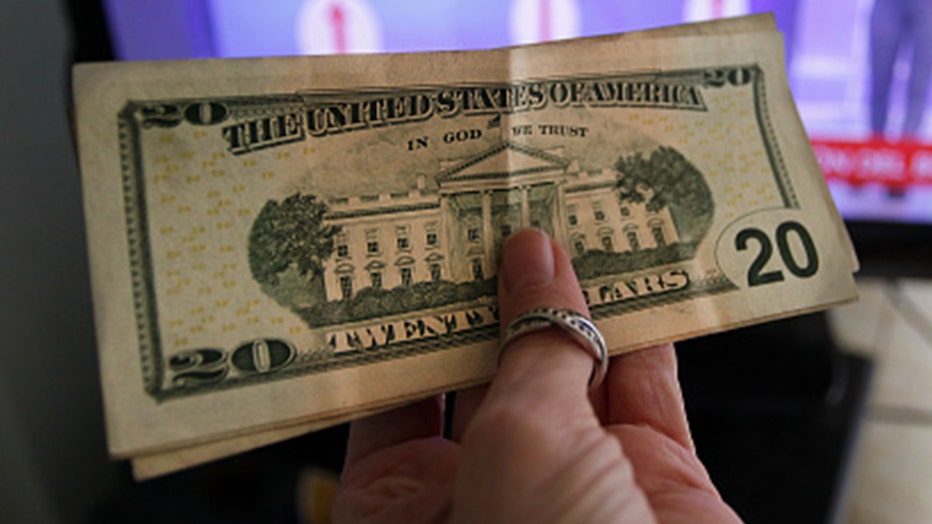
left=332, top=228, right=743, bottom=523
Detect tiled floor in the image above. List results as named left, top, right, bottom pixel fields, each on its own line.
left=828, top=279, right=932, bottom=524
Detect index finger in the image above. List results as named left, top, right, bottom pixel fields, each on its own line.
left=343, top=395, right=444, bottom=469
left=605, top=343, right=695, bottom=452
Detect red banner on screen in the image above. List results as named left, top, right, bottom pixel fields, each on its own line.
left=811, top=138, right=932, bottom=189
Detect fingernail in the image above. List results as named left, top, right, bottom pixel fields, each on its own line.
left=501, top=228, right=555, bottom=292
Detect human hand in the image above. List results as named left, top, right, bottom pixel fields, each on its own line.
left=332, top=228, right=742, bottom=523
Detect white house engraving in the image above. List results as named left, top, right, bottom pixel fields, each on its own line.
left=321, top=141, right=679, bottom=301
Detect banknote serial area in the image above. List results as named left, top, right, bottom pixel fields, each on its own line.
left=36, top=1, right=931, bottom=523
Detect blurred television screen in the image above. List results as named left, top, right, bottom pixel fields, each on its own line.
left=104, top=0, right=932, bottom=224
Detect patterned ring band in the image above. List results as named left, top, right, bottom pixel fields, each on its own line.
left=499, top=307, right=609, bottom=390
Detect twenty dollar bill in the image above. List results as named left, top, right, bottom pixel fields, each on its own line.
left=74, top=16, right=858, bottom=470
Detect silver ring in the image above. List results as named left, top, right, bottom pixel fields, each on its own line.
left=499, top=308, right=608, bottom=390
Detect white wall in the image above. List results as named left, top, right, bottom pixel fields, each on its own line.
left=0, top=1, right=123, bottom=521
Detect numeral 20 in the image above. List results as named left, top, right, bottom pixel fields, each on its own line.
left=138, top=102, right=229, bottom=128
left=735, top=221, right=819, bottom=287
left=169, top=338, right=296, bottom=388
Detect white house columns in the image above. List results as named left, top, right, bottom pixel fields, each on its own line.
left=481, top=189, right=494, bottom=274
left=520, top=185, right=531, bottom=226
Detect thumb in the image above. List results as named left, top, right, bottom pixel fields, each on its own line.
left=486, top=228, right=596, bottom=411
left=451, top=229, right=617, bottom=522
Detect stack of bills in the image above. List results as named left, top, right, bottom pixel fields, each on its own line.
left=73, top=14, right=858, bottom=479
